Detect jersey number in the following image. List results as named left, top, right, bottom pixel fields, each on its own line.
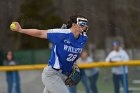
left=66, top=54, right=77, bottom=62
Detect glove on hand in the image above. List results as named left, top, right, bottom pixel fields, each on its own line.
left=65, top=65, right=81, bottom=86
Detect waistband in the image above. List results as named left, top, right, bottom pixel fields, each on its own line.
left=51, top=66, right=62, bottom=73
left=48, top=66, right=70, bottom=76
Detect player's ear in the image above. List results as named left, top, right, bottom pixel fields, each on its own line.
left=72, top=23, right=77, bottom=27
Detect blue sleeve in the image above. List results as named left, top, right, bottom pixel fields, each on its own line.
left=47, top=29, right=69, bottom=44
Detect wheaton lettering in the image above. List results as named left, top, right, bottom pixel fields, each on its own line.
left=64, top=45, right=82, bottom=53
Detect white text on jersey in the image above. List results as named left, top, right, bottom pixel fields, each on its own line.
left=64, top=45, right=82, bottom=53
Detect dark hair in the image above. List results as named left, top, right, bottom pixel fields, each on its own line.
left=81, top=49, right=88, bottom=55
left=67, top=15, right=86, bottom=28
left=82, top=49, right=87, bottom=52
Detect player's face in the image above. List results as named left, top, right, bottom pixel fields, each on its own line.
left=81, top=51, right=88, bottom=59
left=74, top=24, right=87, bottom=33
left=113, top=45, right=120, bottom=51
left=76, top=18, right=88, bottom=33
left=79, top=24, right=88, bottom=32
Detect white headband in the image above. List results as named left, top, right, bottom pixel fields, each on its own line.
left=77, top=18, right=88, bottom=23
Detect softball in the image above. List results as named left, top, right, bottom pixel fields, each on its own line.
left=10, top=23, right=16, bottom=31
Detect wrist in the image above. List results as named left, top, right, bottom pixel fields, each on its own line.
left=18, top=28, right=23, bottom=33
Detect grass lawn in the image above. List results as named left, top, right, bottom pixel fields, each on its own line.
left=77, top=68, right=114, bottom=93
left=77, top=67, right=140, bottom=93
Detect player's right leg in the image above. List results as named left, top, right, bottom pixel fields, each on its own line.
left=42, top=66, right=70, bottom=93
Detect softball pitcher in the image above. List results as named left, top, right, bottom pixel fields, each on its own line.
left=11, top=15, right=88, bottom=93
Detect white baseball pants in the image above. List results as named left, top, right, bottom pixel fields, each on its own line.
left=42, top=66, right=70, bottom=93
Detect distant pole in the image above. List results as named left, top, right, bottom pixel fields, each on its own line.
left=123, top=66, right=127, bottom=93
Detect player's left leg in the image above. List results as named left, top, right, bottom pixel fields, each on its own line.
left=113, top=74, right=120, bottom=93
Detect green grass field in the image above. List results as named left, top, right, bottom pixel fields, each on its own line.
left=77, top=67, right=140, bottom=93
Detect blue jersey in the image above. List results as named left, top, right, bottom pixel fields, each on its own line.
left=47, top=29, right=88, bottom=75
